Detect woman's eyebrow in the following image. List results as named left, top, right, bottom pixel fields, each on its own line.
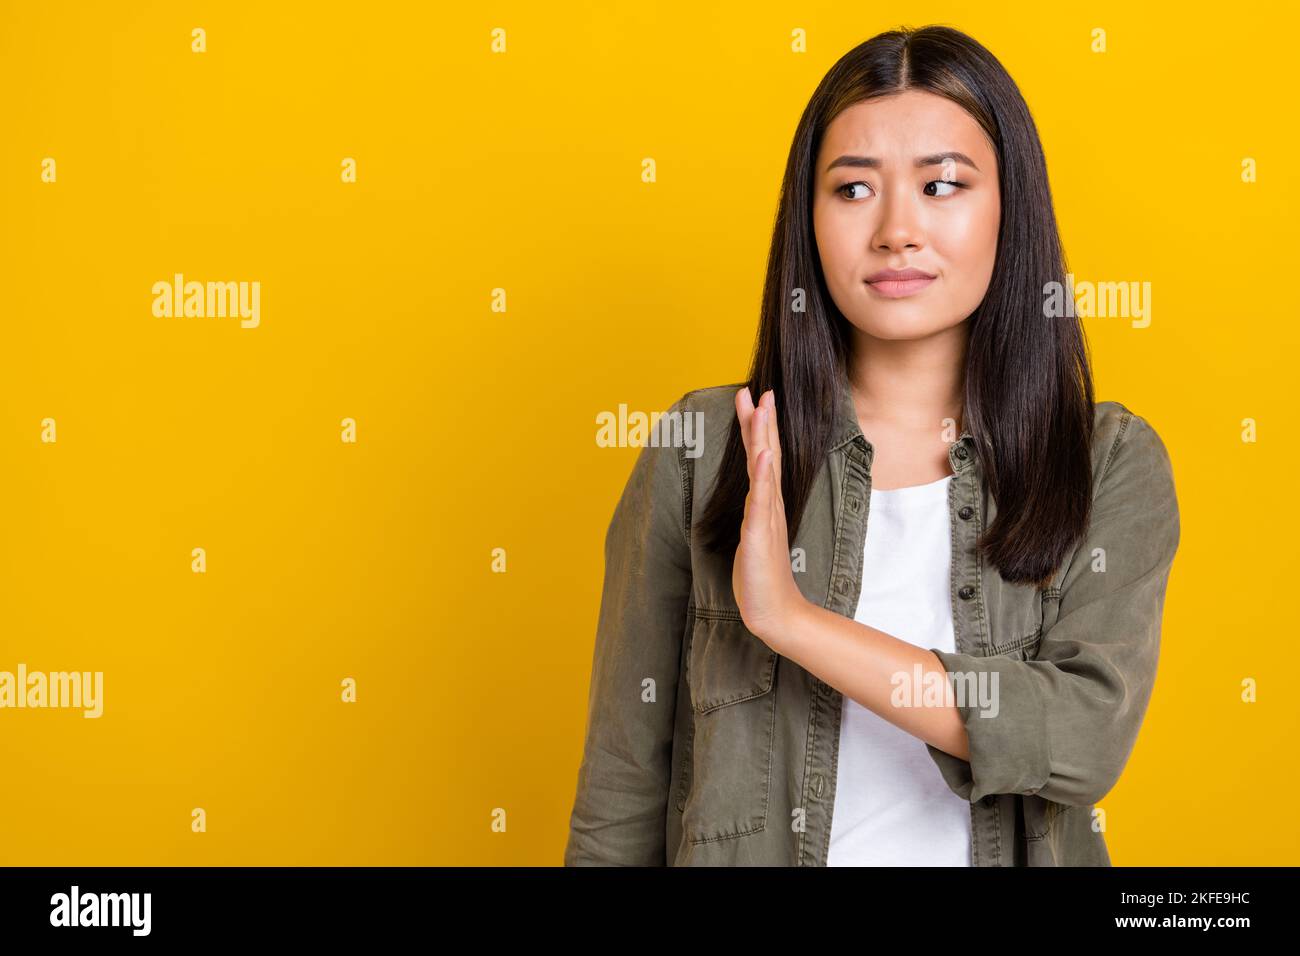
left=824, top=151, right=980, bottom=173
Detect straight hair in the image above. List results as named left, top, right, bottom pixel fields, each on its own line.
left=695, top=25, right=1095, bottom=589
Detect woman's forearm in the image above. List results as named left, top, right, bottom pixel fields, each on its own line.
left=779, top=600, right=972, bottom=762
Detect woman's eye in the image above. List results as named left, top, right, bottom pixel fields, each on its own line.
left=838, top=179, right=967, bottom=200
left=925, top=179, right=966, bottom=197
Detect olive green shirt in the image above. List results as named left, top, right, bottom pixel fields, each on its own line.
left=564, top=374, right=1180, bottom=866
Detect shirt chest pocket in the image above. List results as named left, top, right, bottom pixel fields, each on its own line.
left=681, top=611, right=778, bottom=845
left=982, top=586, right=1057, bottom=661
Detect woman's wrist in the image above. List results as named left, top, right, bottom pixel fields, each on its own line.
left=765, top=594, right=819, bottom=659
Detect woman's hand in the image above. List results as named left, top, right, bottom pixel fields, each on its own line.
left=732, top=386, right=810, bottom=653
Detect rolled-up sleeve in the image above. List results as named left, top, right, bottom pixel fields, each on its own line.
left=925, top=412, right=1181, bottom=807
left=564, top=393, right=694, bottom=865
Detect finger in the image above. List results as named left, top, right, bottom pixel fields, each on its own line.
left=767, top=443, right=784, bottom=522
left=741, top=443, right=762, bottom=525
left=762, top=390, right=783, bottom=500
left=762, top=389, right=781, bottom=458
left=756, top=391, right=781, bottom=509
left=746, top=447, right=772, bottom=532
left=736, top=386, right=755, bottom=473
left=751, top=395, right=770, bottom=471
left=764, top=442, right=774, bottom=512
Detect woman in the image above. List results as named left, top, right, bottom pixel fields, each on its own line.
left=565, top=24, right=1180, bottom=866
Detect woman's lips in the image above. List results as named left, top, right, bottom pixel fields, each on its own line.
left=865, top=276, right=935, bottom=298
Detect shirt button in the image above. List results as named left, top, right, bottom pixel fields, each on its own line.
left=846, top=496, right=861, bottom=513
left=958, top=585, right=976, bottom=600
left=958, top=505, right=974, bottom=520
left=955, top=446, right=969, bottom=460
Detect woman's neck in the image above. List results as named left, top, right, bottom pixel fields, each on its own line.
left=847, top=323, right=968, bottom=438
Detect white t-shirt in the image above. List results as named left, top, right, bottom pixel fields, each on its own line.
left=826, top=472, right=973, bottom=866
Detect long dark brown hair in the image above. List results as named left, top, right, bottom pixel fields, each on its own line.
left=695, top=24, right=1095, bottom=589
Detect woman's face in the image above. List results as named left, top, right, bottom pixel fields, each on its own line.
left=812, top=89, right=1001, bottom=341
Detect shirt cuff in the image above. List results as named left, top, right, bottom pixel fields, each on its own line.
left=923, top=647, right=1052, bottom=804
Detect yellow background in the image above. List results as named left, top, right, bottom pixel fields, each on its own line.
left=0, top=1, right=1295, bottom=865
